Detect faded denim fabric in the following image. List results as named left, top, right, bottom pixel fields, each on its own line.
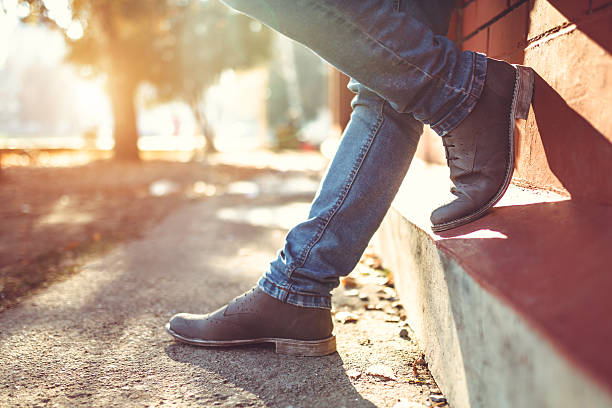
left=221, top=0, right=487, bottom=308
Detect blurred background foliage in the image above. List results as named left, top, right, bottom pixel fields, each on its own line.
left=12, top=0, right=274, bottom=160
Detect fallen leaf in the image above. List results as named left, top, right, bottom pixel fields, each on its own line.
left=412, top=354, right=426, bottom=377
left=374, top=276, right=390, bottom=286
left=382, top=287, right=397, bottom=298
left=346, top=369, right=361, bottom=380
left=359, top=338, right=372, bottom=346
left=366, top=364, right=397, bottom=381
left=386, top=308, right=400, bottom=316
left=364, top=256, right=383, bottom=269
left=335, top=311, right=359, bottom=324
left=386, top=271, right=395, bottom=286
left=344, top=289, right=359, bottom=297
left=357, top=267, right=371, bottom=276
left=341, top=276, right=359, bottom=289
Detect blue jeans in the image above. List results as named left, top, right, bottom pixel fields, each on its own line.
left=222, top=0, right=487, bottom=309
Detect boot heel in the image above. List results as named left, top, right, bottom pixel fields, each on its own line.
left=274, top=336, right=336, bottom=357
left=513, top=65, right=535, bottom=119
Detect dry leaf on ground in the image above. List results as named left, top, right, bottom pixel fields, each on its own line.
left=366, top=364, right=397, bottom=381
left=346, top=369, right=362, bottom=380
left=334, top=311, right=359, bottom=324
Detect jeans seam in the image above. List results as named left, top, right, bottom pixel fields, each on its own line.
left=308, top=0, right=470, bottom=98
left=430, top=52, right=486, bottom=135
left=261, top=277, right=330, bottom=298
left=428, top=51, right=476, bottom=130
left=287, top=102, right=385, bottom=279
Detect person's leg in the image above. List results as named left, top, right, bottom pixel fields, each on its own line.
left=257, top=0, right=456, bottom=310
left=260, top=81, right=423, bottom=309
left=167, top=0, right=535, bottom=354
left=222, top=0, right=480, bottom=137
left=167, top=84, right=423, bottom=355
left=167, top=0, right=449, bottom=354
left=221, top=0, right=534, bottom=231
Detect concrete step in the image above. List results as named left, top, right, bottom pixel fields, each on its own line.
left=374, top=160, right=612, bottom=408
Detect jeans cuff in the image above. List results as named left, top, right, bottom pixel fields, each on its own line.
left=430, top=52, right=487, bottom=136
left=258, top=276, right=332, bottom=309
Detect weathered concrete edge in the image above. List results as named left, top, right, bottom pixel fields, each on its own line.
left=374, top=208, right=612, bottom=408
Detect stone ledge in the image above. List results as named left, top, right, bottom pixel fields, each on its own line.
left=374, top=160, right=612, bottom=408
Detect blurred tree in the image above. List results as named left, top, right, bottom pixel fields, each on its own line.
left=150, top=1, right=272, bottom=153
left=18, top=0, right=271, bottom=160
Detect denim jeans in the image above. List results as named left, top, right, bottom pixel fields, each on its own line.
left=222, top=0, right=487, bottom=309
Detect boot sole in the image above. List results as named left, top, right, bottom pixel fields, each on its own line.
left=165, top=324, right=337, bottom=357
left=432, top=64, right=535, bottom=233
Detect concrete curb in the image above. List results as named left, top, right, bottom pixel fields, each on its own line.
left=373, top=161, right=612, bottom=408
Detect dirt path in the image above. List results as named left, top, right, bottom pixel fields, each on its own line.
left=0, top=159, right=447, bottom=407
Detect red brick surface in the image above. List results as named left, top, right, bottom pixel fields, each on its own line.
left=477, top=0, right=508, bottom=24
left=328, top=69, right=352, bottom=133
left=450, top=1, right=611, bottom=202
left=462, top=1, right=480, bottom=37
left=518, top=8, right=612, bottom=203
left=462, top=0, right=508, bottom=37
left=502, top=48, right=526, bottom=64
left=528, top=0, right=589, bottom=39
left=488, top=3, right=529, bottom=58
left=446, top=10, right=460, bottom=41
left=462, top=29, right=489, bottom=53
left=536, top=0, right=589, bottom=19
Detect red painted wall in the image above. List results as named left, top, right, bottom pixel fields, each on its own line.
left=459, top=0, right=612, bottom=203
left=328, top=69, right=352, bottom=137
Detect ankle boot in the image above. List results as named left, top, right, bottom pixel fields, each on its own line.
left=430, top=59, right=535, bottom=232
left=166, top=287, right=336, bottom=356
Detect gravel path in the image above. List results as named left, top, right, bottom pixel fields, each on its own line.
left=0, top=170, right=446, bottom=408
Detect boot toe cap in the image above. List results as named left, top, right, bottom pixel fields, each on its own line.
left=168, top=313, right=207, bottom=338
left=430, top=203, right=457, bottom=226
left=430, top=196, right=478, bottom=229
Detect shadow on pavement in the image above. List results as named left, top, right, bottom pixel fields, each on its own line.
left=164, top=343, right=377, bottom=408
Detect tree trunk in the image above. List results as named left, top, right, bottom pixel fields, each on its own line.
left=191, top=99, right=217, bottom=154
left=202, top=114, right=217, bottom=154
left=109, top=76, right=140, bottom=161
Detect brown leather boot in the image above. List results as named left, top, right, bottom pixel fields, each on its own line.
left=430, top=59, right=535, bottom=232
left=166, top=287, right=336, bottom=356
